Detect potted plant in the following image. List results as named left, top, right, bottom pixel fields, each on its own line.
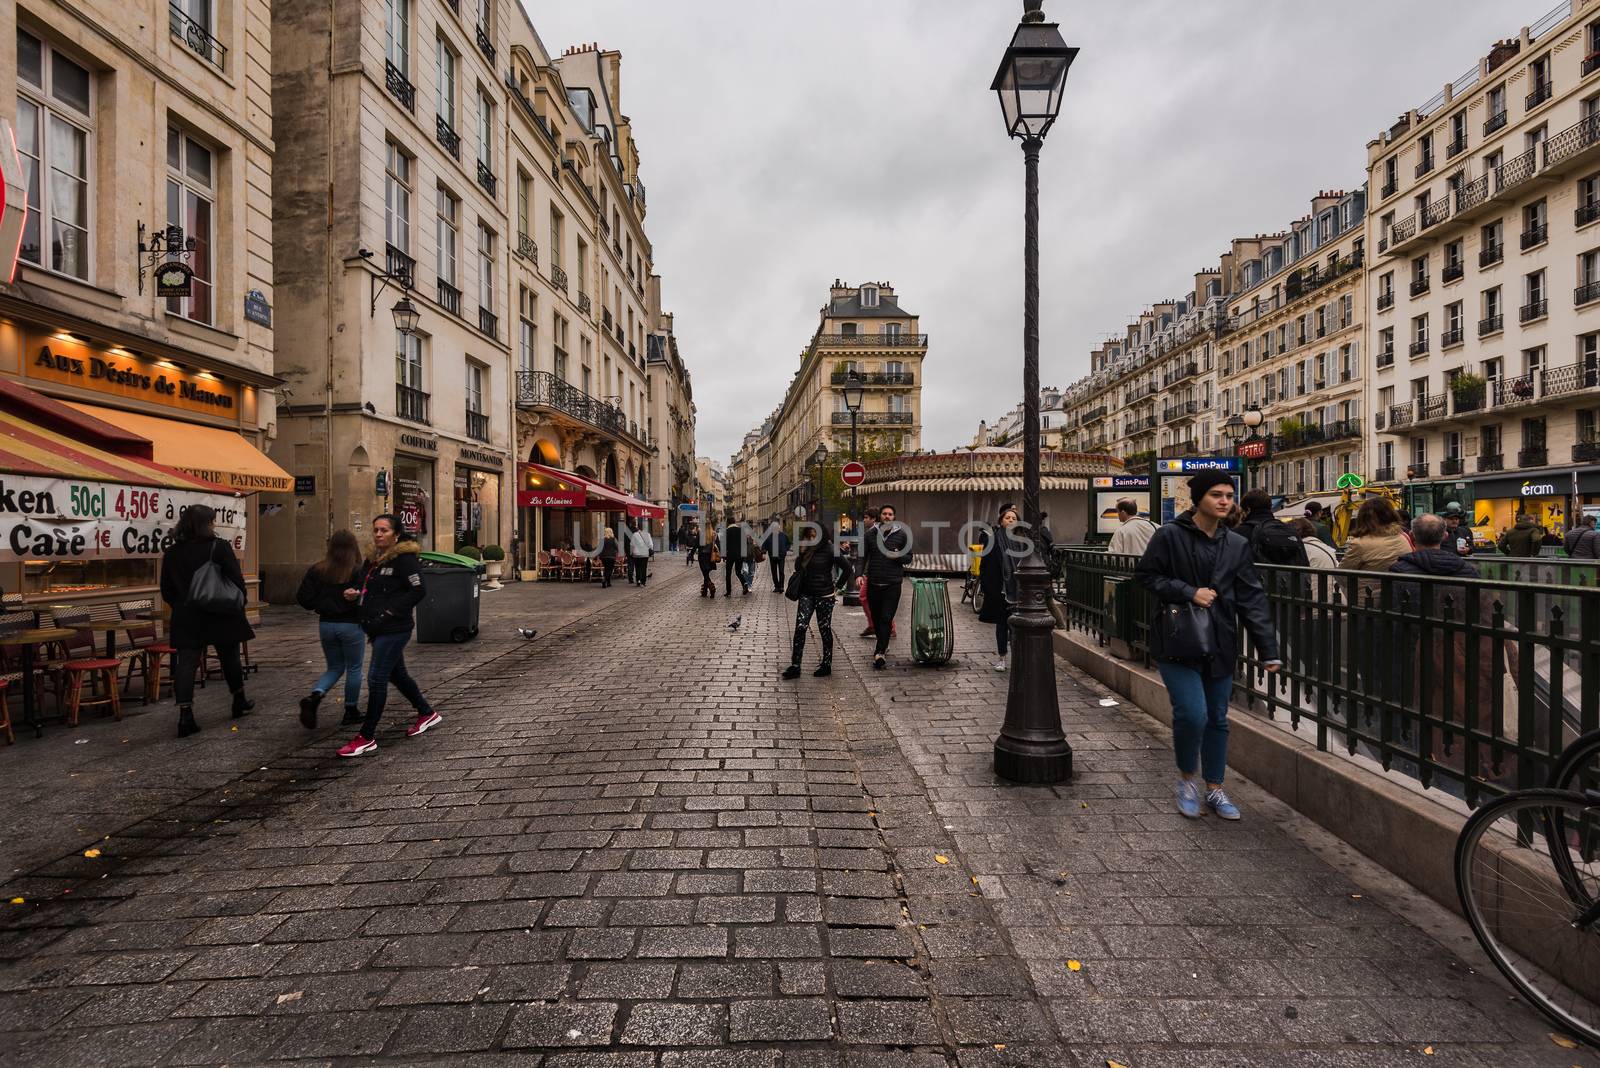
left=480, top=544, right=506, bottom=586
left=1450, top=371, right=1487, bottom=411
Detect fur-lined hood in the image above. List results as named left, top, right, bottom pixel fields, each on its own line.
left=370, top=540, right=421, bottom=567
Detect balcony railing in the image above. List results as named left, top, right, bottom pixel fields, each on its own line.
left=1519, top=298, right=1548, bottom=323
left=1389, top=214, right=1418, bottom=245
left=1478, top=453, right=1504, bottom=472
left=385, top=60, right=415, bottom=111
left=478, top=306, right=497, bottom=340
left=832, top=411, right=914, bottom=425
left=515, top=369, right=634, bottom=439
left=1407, top=462, right=1430, bottom=479
left=1575, top=436, right=1600, bottom=462
left=830, top=371, right=916, bottom=386
left=477, top=159, right=497, bottom=196
left=1415, top=155, right=1435, bottom=178
left=475, top=23, right=496, bottom=64
left=578, top=292, right=592, bottom=315
left=396, top=383, right=429, bottom=424
left=1519, top=446, right=1548, bottom=467
left=1456, top=173, right=1489, bottom=213
left=551, top=263, right=568, bottom=291
left=1388, top=401, right=1414, bottom=428
left=1586, top=53, right=1600, bottom=77
left=1441, top=327, right=1464, bottom=348
left=437, top=279, right=460, bottom=315
left=1497, top=148, right=1538, bottom=193
left=1452, top=384, right=1487, bottom=414
left=1442, top=261, right=1464, bottom=284
left=1409, top=338, right=1429, bottom=357
left=1447, top=135, right=1467, bottom=158
left=169, top=3, right=226, bottom=69
left=1376, top=347, right=1395, bottom=369
left=1161, top=362, right=1198, bottom=387
left=1478, top=313, right=1503, bottom=336
left=1409, top=277, right=1430, bottom=297
left=1273, top=419, right=1360, bottom=452
left=466, top=409, right=490, bottom=442
left=1479, top=242, right=1503, bottom=268
left=1380, top=179, right=1398, bottom=199
left=814, top=333, right=928, bottom=348
left=1494, top=373, right=1537, bottom=407
left=1526, top=79, right=1553, bottom=110
left=1484, top=109, right=1507, bottom=135
left=1520, top=223, right=1548, bottom=250
left=1376, top=291, right=1394, bottom=311
left=1545, top=113, right=1600, bottom=169
left=1540, top=361, right=1600, bottom=397
left=516, top=232, right=537, bottom=263
left=435, top=114, right=461, bottom=158
left=1439, top=457, right=1464, bottom=476
left=386, top=243, right=415, bottom=285
left=1158, top=441, right=1198, bottom=458
left=1421, top=197, right=1452, bottom=229
left=1375, top=466, right=1396, bottom=482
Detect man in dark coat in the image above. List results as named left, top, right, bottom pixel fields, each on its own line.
left=721, top=521, right=751, bottom=597
left=160, top=505, right=254, bottom=737
left=761, top=519, right=792, bottom=593
left=865, top=504, right=911, bottom=668
left=1238, top=489, right=1309, bottom=568
left=1500, top=513, right=1542, bottom=557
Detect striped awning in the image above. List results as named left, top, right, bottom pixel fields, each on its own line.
left=868, top=476, right=1088, bottom=494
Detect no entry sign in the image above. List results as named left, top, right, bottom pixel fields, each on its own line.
left=840, top=461, right=866, bottom=487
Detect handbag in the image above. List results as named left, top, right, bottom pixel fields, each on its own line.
left=187, top=540, right=245, bottom=615
left=1155, top=540, right=1219, bottom=660
left=784, top=570, right=803, bottom=601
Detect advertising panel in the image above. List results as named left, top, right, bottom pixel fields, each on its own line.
left=0, top=473, right=242, bottom=560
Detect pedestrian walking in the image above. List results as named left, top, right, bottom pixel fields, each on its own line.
left=978, top=504, right=1021, bottom=672
left=858, top=506, right=881, bottom=637
left=697, top=527, right=720, bottom=596
left=1568, top=515, right=1600, bottom=558
left=781, top=523, right=851, bottom=679
left=597, top=526, right=619, bottom=588
left=722, top=520, right=751, bottom=596
left=338, top=514, right=439, bottom=757
left=1441, top=507, right=1474, bottom=557
left=294, top=529, right=365, bottom=729
left=762, top=519, right=791, bottom=593
left=1498, top=511, right=1542, bottom=557
left=1238, top=489, right=1309, bottom=569
left=1036, top=510, right=1054, bottom=557
left=865, top=503, right=910, bottom=670
left=1134, top=472, right=1281, bottom=821
left=1287, top=518, right=1337, bottom=570
left=627, top=520, right=652, bottom=587
left=159, top=505, right=255, bottom=738
left=1304, top=501, right=1335, bottom=546
left=682, top=519, right=700, bottom=567
left=1107, top=498, right=1157, bottom=557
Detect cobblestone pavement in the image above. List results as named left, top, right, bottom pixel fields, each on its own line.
left=1, top=557, right=1596, bottom=1066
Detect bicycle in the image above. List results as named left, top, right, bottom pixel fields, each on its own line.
left=1454, top=730, right=1600, bottom=1046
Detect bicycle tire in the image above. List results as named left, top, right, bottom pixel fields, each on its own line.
left=1551, top=730, right=1600, bottom=794
left=1455, top=788, right=1600, bottom=1047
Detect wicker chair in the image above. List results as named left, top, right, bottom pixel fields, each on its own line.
left=48, top=609, right=121, bottom=727
left=118, top=601, right=174, bottom=703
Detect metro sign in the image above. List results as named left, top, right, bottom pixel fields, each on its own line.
left=0, top=120, right=27, bottom=285
left=1235, top=438, right=1270, bottom=461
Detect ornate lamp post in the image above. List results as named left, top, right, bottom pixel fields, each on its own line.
left=843, top=370, right=865, bottom=606
left=809, top=443, right=829, bottom=525
left=1226, top=405, right=1266, bottom=489
left=989, top=0, right=1078, bottom=784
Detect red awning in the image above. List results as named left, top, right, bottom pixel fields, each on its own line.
left=518, top=462, right=666, bottom=519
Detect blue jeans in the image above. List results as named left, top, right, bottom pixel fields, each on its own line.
left=1156, top=661, right=1234, bottom=785
left=361, top=629, right=431, bottom=739
left=313, top=621, right=365, bottom=708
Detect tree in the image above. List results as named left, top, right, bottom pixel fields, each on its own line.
left=817, top=431, right=906, bottom=517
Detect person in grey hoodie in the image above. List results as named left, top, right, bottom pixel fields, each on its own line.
left=627, top=519, right=653, bottom=587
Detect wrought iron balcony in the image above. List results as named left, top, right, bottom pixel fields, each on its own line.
left=1520, top=223, right=1548, bottom=250
left=478, top=306, right=497, bottom=340
left=386, top=243, right=415, bottom=285
left=1519, top=298, right=1548, bottom=323
left=1477, top=453, right=1504, bottom=472
left=1421, top=197, right=1452, bottom=229
left=515, top=370, right=632, bottom=439
left=1442, top=261, right=1464, bottom=284
left=396, top=383, right=429, bottom=424
left=813, top=332, right=928, bottom=348
left=1389, top=214, right=1418, bottom=245
left=1526, top=80, right=1553, bottom=110
left=1409, top=277, right=1430, bottom=297
left=1447, top=135, right=1467, bottom=158
left=1376, top=291, right=1395, bottom=311
left=1541, top=361, right=1600, bottom=397
left=169, top=3, right=226, bottom=69
left=1375, top=466, right=1396, bottom=482
left=1407, top=462, right=1430, bottom=479
left=1519, top=446, right=1548, bottom=467
left=1497, top=148, right=1538, bottom=193
left=1580, top=202, right=1600, bottom=227
left=1452, top=384, right=1487, bottom=414
left=578, top=292, right=592, bottom=314
left=516, top=232, right=537, bottom=263
left=1484, top=109, right=1507, bottom=135
left=476, top=159, right=496, bottom=196
left=551, top=263, right=568, bottom=291
left=436, top=115, right=461, bottom=159
left=1162, top=362, right=1199, bottom=387
left=475, top=23, right=496, bottom=64
left=1415, top=155, right=1435, bottom=178
left=1479, top=242, right=1503, bottom=268
left=1456, top=173, right=1489, bottom=213
left=1441, top=327, right=1464, bottom=348
left=1575, top=437, right=1600, bottom=462
left=385, top=60, right=415, bottom=111
left=1577, top=280, right=1600, bottom=306
left=832, top=410, right=913, bottom=425
left=1494, top=372, right=1537, bottom=407
left=830, top=371, right=915, bottom=386
left=1587, top=53, right=1600, bottom=77
left=1409, top=338, right=1429, bottom=357
left=1388, top=401, right=1414, bottom=428
left=436, top=279, right=460, bottom=315
left=602, top=307, right=613, bottom=330
left=1440, top=457, right=1464, bottom=476
left=466, top=409, right=490, bottom=442
left=1158, top=441, right=1198, bottom=458
left=1380, top=179, right=1398, bottom=199
left=1377, top=347, right=1395, bottom=369
left=1546, top=113, right=1600, bottom=170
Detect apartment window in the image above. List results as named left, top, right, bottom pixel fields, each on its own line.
left=16, top=30, right=92, bottom=279
left=883, top=322, right=902, bottom=339
left=553, top=314, right=568, bottom=380
left=549, top=207, right=563, bottom=267
left=436, top=36, right=456, bottom=127
left=581, top=365, right=592, bottom=395
left=1449, top=110, right=1467, bottom=154
left=477, top=222, right=495, bottom=312
left=435, top=186, right=458, bottom=287
left=1487, top=84, right=1506, bottom=124
left=518, top=288, right=535, bottom=376
left=840, top=322, right=858, bottom=337
left=1411, top=254, right=1428, bottom=287
left=1524, top=198, right=1547, bottom=232
left=386, top=0, right=409, bottom=78
left=477, top=0, right=492, bottom=32
left=860, top=285, right=880, bottom=308
left=1530, top=54, right=1552, bottom=101
left=1379, top=271, right=1394, bottom=302
left=887, top=393, right=908, bottom=414
left=1382, top=156, right=1398, bottom=193
left=1412, top=314, right=1429, bottom=351
left=385, top=139, right=411, bottom=255
left=1525, top=345, right=1546, bottom=375
left=1411, top=437, right=1427, bottom=465
left=1444, top=301, right=1463, bottom=336
left=396, top=329, right=423, bottom=390
left=1445, top=431, right=1463, bottom=461
left=1484, top=285, right=1502, bottom=320
left=1526, top=269, right=1545, bottom=306
left=476, top=88, right=493, bottom=168
left=1581, top=248, right=1600, bottom=289
left=466, top=362, right=484, bottom=415
left=1379, top=326, right=1394, bottom=355
left=516, top=171, right=530, bottom=238
left=1582, top=174, right=1600, bottom=218
left=165, top=127, right=215, bottom=325
left=1482, top=424, right=1501, bottom=458
left=1417, top=132, right=1434, bottom=173
left=1444, top=240, right=1462, bottom=272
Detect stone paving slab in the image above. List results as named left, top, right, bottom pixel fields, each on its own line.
left=0, top=556, right=1595, bottom=1066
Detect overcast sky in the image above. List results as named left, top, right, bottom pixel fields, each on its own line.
left=523, top=0, right=1547, bottom=464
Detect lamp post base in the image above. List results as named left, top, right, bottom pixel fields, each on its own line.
left=992, top=551, right=1073, bottom=784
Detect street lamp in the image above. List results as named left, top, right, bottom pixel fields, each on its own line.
left=1232, top=405, right=1266, bottom=489
left=843, top=370, right=865, bottom=606
left=809, top=443, right=830, bottom=526
left=989, top=0, right=1077, bottom=784
left=391, top=296, right=421, bottom=336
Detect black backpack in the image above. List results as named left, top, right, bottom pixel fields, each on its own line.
left=1247, top=517, right=1310, bottom=567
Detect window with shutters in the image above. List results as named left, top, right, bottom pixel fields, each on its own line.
left=16, top=30, right=92, bottom=280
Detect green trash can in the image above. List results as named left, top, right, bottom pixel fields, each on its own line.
left=415, top=550, right=484, bottom=643
left=910, top=577, right=955, bottom=665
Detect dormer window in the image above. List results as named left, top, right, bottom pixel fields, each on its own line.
left=860, top=285, right=879, bottom=308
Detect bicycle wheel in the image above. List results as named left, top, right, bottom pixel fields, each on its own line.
left=1456, top=788, right=1600, bottom=1047
left=1552, top=730, right=1600, bottom=794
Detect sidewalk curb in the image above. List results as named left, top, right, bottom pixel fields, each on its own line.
left=1052, top=629, right=1466, bottom=923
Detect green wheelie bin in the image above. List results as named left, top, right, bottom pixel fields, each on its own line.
left=910, top=577, right=955, bottom=665
left=415, top=551, right=484, bottom=643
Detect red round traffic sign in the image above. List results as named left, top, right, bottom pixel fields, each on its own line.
left=840, top=461, right=866, bottom=487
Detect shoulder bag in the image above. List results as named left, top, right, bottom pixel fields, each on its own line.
left=187, top=540, right=245, bottom=615
left=1154, top=537, right=1219, bottom=660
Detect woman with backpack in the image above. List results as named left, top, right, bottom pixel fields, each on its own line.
left=159, top=505, right=254, bottom=738
left=294, top=530, right=366, bottom=730
left=338, top=514, right=439, bottom=758
left=781, top=524, right=851, bottom=679
left=978, top=504, right=1021, bottom=672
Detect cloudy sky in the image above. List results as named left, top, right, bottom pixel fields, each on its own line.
left=524, top=0, right=1544, bottom=464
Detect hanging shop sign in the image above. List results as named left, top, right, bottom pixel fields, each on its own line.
left=0, top=473, right=242, bottom=560
left=25, top=331, right=238, bottom=415
left=154, top=261, right=195, bottom=299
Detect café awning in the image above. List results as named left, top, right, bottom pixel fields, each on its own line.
left=518, top=462, right=665, bottom=518
left=67, top=403, right=293, bottom=493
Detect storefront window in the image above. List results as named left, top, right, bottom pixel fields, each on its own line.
left=21, top=557, right=157, bottom=597
left=454, top=467, right=500, bottom=550
left=392, top=456, right=434, bottom=548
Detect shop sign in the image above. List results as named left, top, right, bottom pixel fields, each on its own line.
left=516, top=487, right=585, bottom=508
left=1092, top=475, right=1150, bottom=489
left=154, top=262, right=194, bottom=299
left=26, top=331, right=238, bottom=415
left=243, top=289, right=272, bottom=327
left=1155, top=457, right=1243, bottom=474
left=398, top=432, right=437, bottom=452
left=294, top=475, right=316, bottom=496
left=457, top=447, right=504, bottom=468
left=1235, top=438, right=1270, bottom=461
left=1474, top=467, right=1600, bottom=499
left=0, top=472, right=242, bottom=560
left=1520, top=480, right=1560, bottom=497
left=395, top=477, right=429, bottom=536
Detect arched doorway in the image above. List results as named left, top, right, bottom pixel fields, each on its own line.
left=530, top=439, right=560, bottom=466
left=604, top=455, right=619, bottom=487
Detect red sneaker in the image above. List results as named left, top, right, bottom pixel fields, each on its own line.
left=337, top=734, right=376, bottom=757
left=407, top=711, right=443, bottom=737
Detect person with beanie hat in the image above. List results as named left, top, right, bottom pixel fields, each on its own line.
left=1134, top=471, right=1281, bottom=821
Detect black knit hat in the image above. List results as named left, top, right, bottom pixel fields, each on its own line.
left=1186, top=471, right=1235, bottom=501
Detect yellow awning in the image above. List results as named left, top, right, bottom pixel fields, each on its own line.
left=66, top=403, right=293, bottom=493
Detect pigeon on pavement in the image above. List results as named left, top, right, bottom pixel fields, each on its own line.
left=517, top=628, right=538, bottom=640
left=727, top=617, right=742, bottom=631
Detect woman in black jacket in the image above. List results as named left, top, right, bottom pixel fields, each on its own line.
left=597, top=526, right=619, bottom=588
left=338, top=514, right=438, bottom=757
left=782, top=524, right=852, bottom=679
left=295, top=529, right=365, bottom=729
left=159, top=504, right=254, bottom=738
left=978, top=504, right=1021, bottom=673
left=1134, top=472, right=1280, bottom=822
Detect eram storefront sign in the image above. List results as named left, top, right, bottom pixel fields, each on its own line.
left=0, top=473, right=241, bottom=560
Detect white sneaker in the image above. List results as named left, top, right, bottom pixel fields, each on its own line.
left=993, top=657, right=1007, bottom=672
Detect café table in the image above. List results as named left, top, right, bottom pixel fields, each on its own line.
left=12, top=627, right=75, bottom=737
left=72, top=620, right=129, bottom=659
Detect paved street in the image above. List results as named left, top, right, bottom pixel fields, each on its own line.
left=1, top=559, right=1596, bottom=1066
